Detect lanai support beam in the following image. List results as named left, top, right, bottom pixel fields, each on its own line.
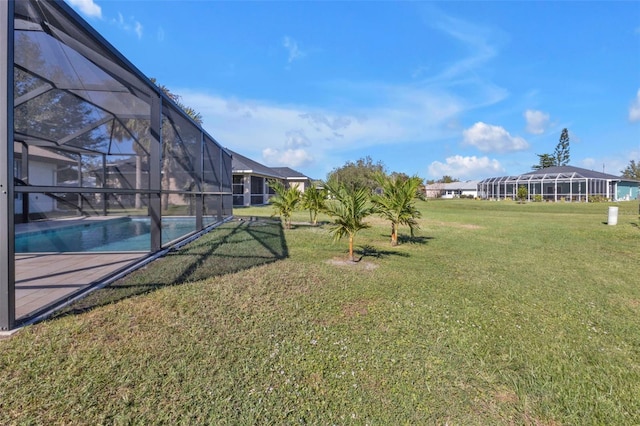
left=195, top=130, right=203, bottom=231
left=149, top=93, right=162, bottom=251
left=569, top=174, right=573, bottom=201
left=585, top=179, right=589, bottom=203
left=0, top=0, right=15, bottom=330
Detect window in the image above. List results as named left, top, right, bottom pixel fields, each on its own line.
left=232, top=175, right=245, bottom=205
left=14, top=159, right=22, bottom=201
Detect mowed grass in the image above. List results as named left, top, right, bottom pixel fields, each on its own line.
left=1, top=200, right=639, bottom=424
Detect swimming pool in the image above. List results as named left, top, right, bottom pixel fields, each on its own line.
left=15, top=217, right=201, bottom=253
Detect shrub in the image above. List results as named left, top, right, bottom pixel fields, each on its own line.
left=517, top=185, right=528, bottom=204
left=588, top=195, right=610, bottom=203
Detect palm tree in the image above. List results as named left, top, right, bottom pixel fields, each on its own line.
left=109, top=79, right=203, bottom=210
left=371, top=174, right=422, bottom=246
left=324, top=182, right=375, bottom=262
left=301, top=185, right=327, bottom=225
left=268, top=180, right=301, bottom=229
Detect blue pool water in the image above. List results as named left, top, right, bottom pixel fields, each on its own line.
left=15, top=217, right=199, bottom=253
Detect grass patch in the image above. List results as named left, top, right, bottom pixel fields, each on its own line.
left=1, top=200, right=639, bottom=424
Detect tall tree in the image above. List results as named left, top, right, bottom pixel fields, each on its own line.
left=150, top=78, right=203, bottom=125
left=108, top=78, right=204, bottom=209
left=532, top=153, right=556, bottom=170
left=150, top=78, right=204, bottom=210
left=554, top=128, right=570, bottom=166
left=323, top=182, right=375, bottom=262
left=621, top=160, right=640, bottom=180
left=326, top=156, right=386, bottom=192
left=371, top=174, right=422, bottom=246
left=268, top=180, right=301, bottom=229
left=533, top=128, right=571, bottom=170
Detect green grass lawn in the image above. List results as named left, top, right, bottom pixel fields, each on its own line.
left=1, top=200, right=639, bottom=424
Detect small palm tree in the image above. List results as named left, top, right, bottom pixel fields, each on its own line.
left=371, top=174, right=422, bottom=246
left=516, top=185, right=528, bottom=204
left=268, top=180, right=301, bottom=229
left=302, top=185, right=327, bottom=225
left=324, top=182, right=375, bottom=262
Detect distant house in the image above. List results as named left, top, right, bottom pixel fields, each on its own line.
left=425, top=180, right=479, bottom=199
left=230, top=150, right=312, bottom=207
left=14, top=144, right=77, bottom=220
left=270, top=167, right=312, bottom=193
left=478, top=166, right=639, bottom=201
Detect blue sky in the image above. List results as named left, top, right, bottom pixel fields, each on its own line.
left=66, top=0, right=640, bottom=181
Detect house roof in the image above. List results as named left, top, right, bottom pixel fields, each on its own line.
left=270, top=167, right=310, bottom=180
left=14, top=143, right=77, bottom=165
left=228, top=150, right=282, bottom=179
left=479, top=165, right=640, bottom=184
left=229, top=151, right=311, bottom=181
left=521, top=166, right=623, bottom=180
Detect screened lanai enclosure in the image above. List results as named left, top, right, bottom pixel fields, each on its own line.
left=1, top=1, right=233, bottom=330
left=478, top=166, right=638, bottom=202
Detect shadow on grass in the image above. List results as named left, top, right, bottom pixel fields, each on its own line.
left=53, top=219, right=288, bottom=318
left=289, top=221, right=331, bottom=229
left=397, top=235, right=433, bottom=245
left=356, top=244, right=410, bottom=259
left=602, top=221, right=640, bottom=227
left=377, top=234, right=433, bottom=245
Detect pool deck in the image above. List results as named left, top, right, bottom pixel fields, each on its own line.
left=12, top=217, right=146, bottom=320
left=5, top=215, right=230, bottom=332
left=15, top=252, right=146, bottom=321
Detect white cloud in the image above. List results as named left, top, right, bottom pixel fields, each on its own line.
left=263, top=148, right=313, bottom=168
left=412, top=6, right=509, bottom=113
left=171, top=8, right=513, bottom=178
left=428, top=155, right=504, bottom=179
left=422, top=6, right=505, bottom=83
left=179, top=84, right=465, bottom=173
left=134, top=21, right=143, bottom=39
left=283, top=36, right=304, bottom=64
left=67, top=0, right=102, bottom=18
left=113, top=12, right=143, bottom=39
left=524, top=109, right=550, bottom=134
left=176, top=56, right=510, bottom=178
left=67, top=1, right=144, bottom=39
left=299, top=113, right=351, bottom=132
left=284, top=129, right=311, bottom=149
left=463, top=122, right=529, bottom=153
left=629, top=89, right=640, bottom=122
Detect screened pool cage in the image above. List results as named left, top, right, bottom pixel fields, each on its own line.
left=478, top=167, right=629, bottom=202
left=1, top=1, right=233, bottom=330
